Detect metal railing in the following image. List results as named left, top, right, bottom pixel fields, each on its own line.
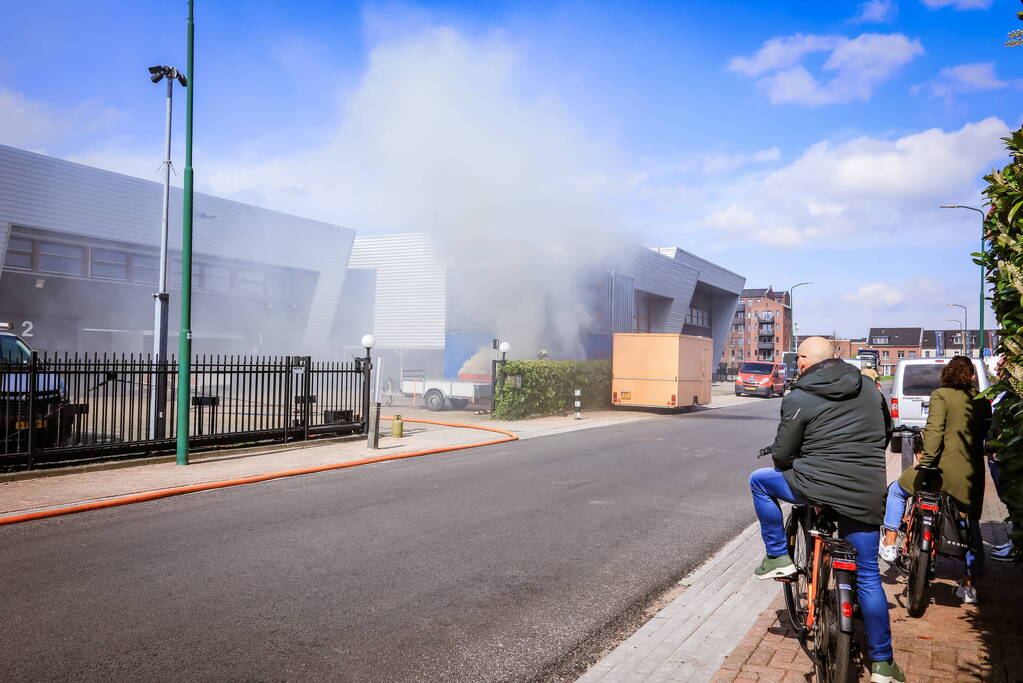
left=1, top=353, right=365, bottom=470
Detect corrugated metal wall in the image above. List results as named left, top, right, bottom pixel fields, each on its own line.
left=0, top=145, right=355, bottom=349
left=349, top=234, right=446, bottom=349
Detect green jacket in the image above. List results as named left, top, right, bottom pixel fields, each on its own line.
left=772, top=358, right=891, bottom=525
left=897, top=387, right=992, bottom=517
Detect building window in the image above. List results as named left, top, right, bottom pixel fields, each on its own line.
left=204, top=264, right=232, bottom=292
left=882, top=351, right=890, bottom=360
left=235, top=269, right=266, bottom=296
left=685, top=306, right=709, bottom=327
left=4, top=236, right=33, bottom=269
left=38, top=241, right=85, bottom=275
left=91, top=248, right=129, bottom=280
left=909, top=351, right=916, bottom=359
left=872, top=336, right=889, bottom=345
left=132, top=254, right=159, bottom=284
left=897, top=351, right=905, bottom=359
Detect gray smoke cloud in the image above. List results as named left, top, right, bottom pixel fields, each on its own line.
left=204, top=22, right=635, bottom=359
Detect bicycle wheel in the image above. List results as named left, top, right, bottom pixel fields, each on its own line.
left=812, top=556, right=853, bottom=683
left=906, top=535, right=931, bottom=618
left=782, top=508, right=812, bottom=634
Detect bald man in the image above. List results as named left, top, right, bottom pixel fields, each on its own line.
left=749, top=337, right=902, bottom=683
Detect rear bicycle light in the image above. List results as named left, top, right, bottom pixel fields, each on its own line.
left=841, top=602, right=853, bottom=618
left=833, top=560, right=857, bottom=571
left=919, top=503, right=939, bottom=511
left=923, top=530, right=932, bottom=542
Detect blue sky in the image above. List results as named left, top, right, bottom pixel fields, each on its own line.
left=3, top=0, right=1021, bottom=337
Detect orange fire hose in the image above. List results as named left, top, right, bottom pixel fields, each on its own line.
left=0, top=417, right=517, bottom=527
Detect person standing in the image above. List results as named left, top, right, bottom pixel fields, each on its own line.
left=748, top=337, right=902, bottom=682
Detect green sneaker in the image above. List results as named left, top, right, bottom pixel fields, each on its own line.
left=753, top=553, right=796, bottom=580
left=870, top=660, right=906, bottom=683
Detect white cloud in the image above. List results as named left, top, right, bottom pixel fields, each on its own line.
left=701, top=147, right=780, bottom=174
left=920, top=0, right=991, bottom=9
left=914, top=62, right=1017, bottom=97
left=0, top=87, right=122, bottom=151
left=855, top=0, right=898, bottom=23
left=844, top=282, right=904, bottom=306
left=728, top=33, right=923, bottom=105
left=699, top=117, right=1008, bottom=247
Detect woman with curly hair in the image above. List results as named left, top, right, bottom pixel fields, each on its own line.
left=878, top=355, right=992, bottom=603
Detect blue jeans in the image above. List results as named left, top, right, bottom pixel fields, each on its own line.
left=882, top=480, right=983, bottom=577
left=749, top=467, right=893, bottom=662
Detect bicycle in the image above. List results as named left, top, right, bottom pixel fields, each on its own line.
left=887, top=426, right=969, bottom=618
left=758, top=447, right=859, bottom=683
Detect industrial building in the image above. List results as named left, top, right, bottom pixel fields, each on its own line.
left=0, top=145, right=355, bottom=355
left=347, top=235, right=745, bottom=388
left=0, top=145, right=744, bottom=376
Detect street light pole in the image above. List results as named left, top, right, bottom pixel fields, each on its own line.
left=175, top=0, right=196, bottom=466
left=946, top=318, right=965, bottom=356
left=940, top=205, right=986, bottom=357
left=947, top=303, right=968, bottom=355
left=788, top=282, right=812, bottom=352
left=147, top=65, right=186, bottom=441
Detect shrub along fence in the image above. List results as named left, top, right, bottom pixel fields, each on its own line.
left=493, top=359, right=611, bottom=420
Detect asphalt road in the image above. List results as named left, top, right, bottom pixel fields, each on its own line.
left=1, top=398, right=781, bottom=682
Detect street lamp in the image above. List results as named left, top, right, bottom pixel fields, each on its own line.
left=499, top=341, right=510, bottom=362
left=940, top=204, right=987, bottom=357
left=946, top=318, right=965, bottom=357
left=788, top=282, right=812, bottom=352
left=947, top=303, right=968, bottom=355
left=360, top=335, right=375, bottom=431
left=147, top=65, right=187, bottom=441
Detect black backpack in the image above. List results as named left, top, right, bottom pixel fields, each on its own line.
left=937, top=495, right=971, bottom=558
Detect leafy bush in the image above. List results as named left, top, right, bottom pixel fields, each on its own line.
left=493, top=359, right=611, bottom=420
left=979, top=126, right=1023, bottom=553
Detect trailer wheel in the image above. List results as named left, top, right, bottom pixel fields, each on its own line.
left=424, top=390, right=446, bottom=412
left=449, top=398, right=469, bottom=410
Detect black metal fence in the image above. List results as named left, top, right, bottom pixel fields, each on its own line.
left=1, top=353, right=366, bottom=470
left=714, top=364, right=740, bottom=382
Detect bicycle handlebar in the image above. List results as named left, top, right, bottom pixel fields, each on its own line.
left=757, top=445, right=773, bottom=459
left=891, top=425, right=922, bottom=434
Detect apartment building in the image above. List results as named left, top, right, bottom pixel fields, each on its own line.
left=722, top=287, right=791, bottom=365
left=861, top=327, right=923, bottom=376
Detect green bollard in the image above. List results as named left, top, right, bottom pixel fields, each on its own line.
left=392, top=414, right=404, bottom=438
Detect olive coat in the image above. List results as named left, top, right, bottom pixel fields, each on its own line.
left=897, top=387, right=992, bottom=517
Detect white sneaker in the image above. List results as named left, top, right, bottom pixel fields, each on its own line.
left=954, top=582, right=979, bottom=605
left=879, top=543, right=898, bottom=564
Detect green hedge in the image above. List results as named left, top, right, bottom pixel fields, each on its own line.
left=980, top=126, right=1023, bottom=554
left=493, top=359, right=611, bottom=420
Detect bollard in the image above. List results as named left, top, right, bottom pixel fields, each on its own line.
left=368, top=401, right=381, bottom=449
left=392, top=414, right=404, bottom=438
left=574, top=388, right=581, bottom=420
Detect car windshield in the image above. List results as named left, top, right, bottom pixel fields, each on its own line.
left=902, top=364, right=943, bottom=397
left=0, top=335, right=31, bottom=364
left=739, top=362, right=774, bottom=374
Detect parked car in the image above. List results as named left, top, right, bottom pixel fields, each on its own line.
left=889, top=356, right=990, bottom=452
left=734, top=361, right=786, bottom=398
left=0, top=325, right=73, bottom=450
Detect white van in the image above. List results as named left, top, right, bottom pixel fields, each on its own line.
left=890, top=356, right=990, bottom=452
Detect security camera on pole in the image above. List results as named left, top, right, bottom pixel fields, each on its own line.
left=147, top=64, right=187, bottom=441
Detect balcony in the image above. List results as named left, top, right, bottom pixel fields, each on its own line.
left=757, top=313, right=775, bottom=323
left=759, top=324, right=774, bottom=333
left=757, top=342, right=774, bottom=351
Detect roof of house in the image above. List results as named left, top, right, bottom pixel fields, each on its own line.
left=921, top=329, right=986, bottom=349
left=741, top=288, right=770, bottom=298
left=866, top=327, right=923, bottom=347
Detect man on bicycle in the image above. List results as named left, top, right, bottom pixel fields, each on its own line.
left=749, top=336, right=903, bottom=683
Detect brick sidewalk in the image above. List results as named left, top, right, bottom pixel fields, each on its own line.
left=711, top=458, right=1022, bottom=682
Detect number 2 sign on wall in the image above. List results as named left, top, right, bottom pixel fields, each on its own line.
left=21, top=321, right=33, bottom=338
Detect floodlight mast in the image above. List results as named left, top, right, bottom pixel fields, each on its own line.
left=147, top=63, right=186, bottom=441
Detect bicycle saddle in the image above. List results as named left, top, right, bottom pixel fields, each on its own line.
left=914, top=465, right=941, bottom=473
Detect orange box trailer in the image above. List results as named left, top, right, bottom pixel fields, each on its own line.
left=611, top=333, right=712, bottom=409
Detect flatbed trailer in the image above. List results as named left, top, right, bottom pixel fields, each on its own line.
left=400, top=373, right=493, bottom=411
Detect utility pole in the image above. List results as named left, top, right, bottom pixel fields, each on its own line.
left=940, top=205, right=986, bottom=357
left=789, top=282, right=812, bottom=352
left=175, top=0, right=195, bottom=466
left=147, top=65, right=186, bottom=440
